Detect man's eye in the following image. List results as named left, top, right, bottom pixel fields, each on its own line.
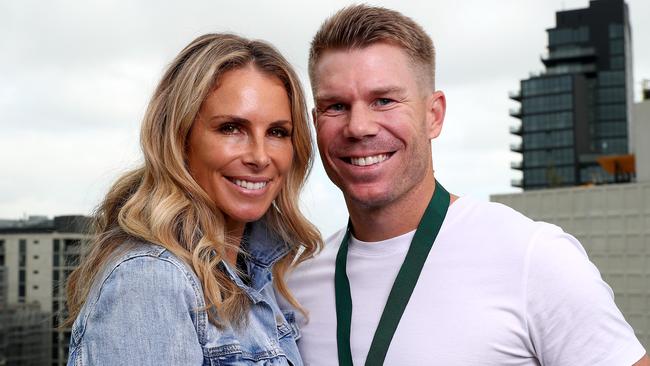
left=218, top=123, right=240, bottom=134
left=374, top=98, right=394, bottom=107
left=326, top=103, right=346, bottom=112
left=269, top=127, right=291, bottom=138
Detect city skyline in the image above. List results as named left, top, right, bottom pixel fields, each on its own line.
left=2, top=0, right=649, bottom=236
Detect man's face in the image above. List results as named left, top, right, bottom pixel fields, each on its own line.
left=313, top=42, right=445, bottom=210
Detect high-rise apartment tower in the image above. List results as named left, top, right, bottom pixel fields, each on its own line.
left=510, top=0, right=633, bottom=189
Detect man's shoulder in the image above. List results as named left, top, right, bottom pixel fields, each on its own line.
left=449, top=196, right=546, bottom=233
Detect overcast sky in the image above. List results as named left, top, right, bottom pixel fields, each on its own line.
left=1, top=0, right=649, bottom=236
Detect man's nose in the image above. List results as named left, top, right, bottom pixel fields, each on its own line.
left=343, top=105, right=379, bottom=139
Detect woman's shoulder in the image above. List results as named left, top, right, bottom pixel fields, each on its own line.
left=96, top=240, right=200, bottom=289
left=74, top=239, right=206, bottom=333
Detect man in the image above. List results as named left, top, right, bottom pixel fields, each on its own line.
left=285, top=5, right=649, bottom=366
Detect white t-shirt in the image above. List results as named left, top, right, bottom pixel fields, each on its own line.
left=285, top=197, right=646, bottom=366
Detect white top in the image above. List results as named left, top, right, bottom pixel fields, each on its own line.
left=285, top=197, right=646, bottom=366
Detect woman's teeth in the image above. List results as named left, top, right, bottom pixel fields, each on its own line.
left=350, top=154, right=389, bottom=166
left=232, top=179, right=267, bottom=190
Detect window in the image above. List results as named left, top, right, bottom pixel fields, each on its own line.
left=610, top=56, right=624, bottom=70
left=522, top=76, right=572, bottom=97
left=609, top=23, right=624, bottom=39
left=523, top=130, right=574, bottom=149
left=33, top=255, right=40, bottom=260
left=598, top=71, right=625, bottom=86
left=597, top=88, right=625, bottom=103
left=548, top=26, right=589, bottom=46
left=522, top=112, right=573, bottom=132
left=523, top=94, right=573, bottom=114
left=33, top=285, right=39, bottom=290
left=33, top=270, right=39, bottom=274
left=597, top=104, right=626, bottom=120
left=610, top=39, right=624, bottom=55
left=19, top=239, right=27, bottom=267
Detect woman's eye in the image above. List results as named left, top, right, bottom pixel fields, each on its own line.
left=218, top=123, right=240, bottom=135
left=269, top=127, right=291, bottom=138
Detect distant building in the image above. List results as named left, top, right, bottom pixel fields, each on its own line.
left=0, top=215, right=91, bottom=366
left=509, top=0, right=633, bottom=189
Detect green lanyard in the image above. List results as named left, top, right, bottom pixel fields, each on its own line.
left=335, top=181, right=450, bottom=366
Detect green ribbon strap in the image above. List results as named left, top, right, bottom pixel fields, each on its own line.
left=335, top=181, right=450, bottom=366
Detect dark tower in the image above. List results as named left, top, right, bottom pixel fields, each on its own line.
left=510, top=0, right=633, bottom=189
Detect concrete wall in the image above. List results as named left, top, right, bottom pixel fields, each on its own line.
left=633, top=100, right=650, bottom=182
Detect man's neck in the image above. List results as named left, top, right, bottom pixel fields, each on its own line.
left=347, top=176, right=438, bottom=242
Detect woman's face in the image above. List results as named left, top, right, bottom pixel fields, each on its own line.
left=187, top=65, right=294, bottom=235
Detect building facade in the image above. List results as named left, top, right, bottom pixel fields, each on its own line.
left=0, top=216, right=91, bottom=366
left=510, top=0, right=633, bottom=189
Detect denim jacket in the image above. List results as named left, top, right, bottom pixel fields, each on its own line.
left=67, top=221, right=302, bottom=366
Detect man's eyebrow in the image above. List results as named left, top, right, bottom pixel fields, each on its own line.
left=314, top=93, right=341, bottom=104
left=368, top=86, right=407, bottom=96
left=315, top=86, right=406, bottom=104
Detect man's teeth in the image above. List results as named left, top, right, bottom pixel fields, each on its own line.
left=349, top=154, right=389, bottom=166
left=233, top=179, right=267, bottom=190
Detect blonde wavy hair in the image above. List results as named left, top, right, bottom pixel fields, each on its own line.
left=64, top=33, right=321, bottom=327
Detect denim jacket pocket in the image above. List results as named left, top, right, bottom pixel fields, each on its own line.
left=204, top=342, right=293, bottom=365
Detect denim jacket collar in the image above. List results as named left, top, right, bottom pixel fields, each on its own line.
left=220, top=219, right=290, bottom=302
left=242, top=219, right=290, bottom=268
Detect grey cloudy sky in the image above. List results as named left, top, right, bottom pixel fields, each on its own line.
left=1, top=0, right=649, bottom=236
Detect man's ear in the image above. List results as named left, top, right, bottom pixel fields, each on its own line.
left=426, top=91, right=446, bottom=139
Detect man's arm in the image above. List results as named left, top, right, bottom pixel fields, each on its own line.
left=634, top=355, right=650, bottom=366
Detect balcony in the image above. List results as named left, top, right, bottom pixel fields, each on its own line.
left=509, top=107, right=522, bottom=118
left=508, top=90, right=521, bottom=101
left=511, top=178, right=523, bottom=188
left=511, top=161, right=523, bottom=170
left=541, top=47, right=596, bottom=66
left=510, top=142, right=522, bottom=152
left=509, top=124, right=522, bottom=135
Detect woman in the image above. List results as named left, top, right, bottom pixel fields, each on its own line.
left=64, top=33, right=321, bottom=365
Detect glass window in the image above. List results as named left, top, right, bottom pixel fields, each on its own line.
left=597, top=104, right=626, bottom=120
left=610, top=39, right=624, bottom=55
left=522, top=76, right=572, bottom=97
left=610, top=56, right=624, bottom=69
left=523, top=94, right=573, bottom=114
left=598, top=70, right=625, bottom=86
left=54, top=239, right=60, bottom=253
left=548, top=26, right=589, bottom=46
left=597, top=87, right=625, bottom=103
left=609, top=23, right=624, bottom=39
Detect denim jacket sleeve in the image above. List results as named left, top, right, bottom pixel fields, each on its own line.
left=67, top=250, right=205, bottom=366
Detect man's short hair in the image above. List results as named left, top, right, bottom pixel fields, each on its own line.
left=308, top=4, right=436, bottom=91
